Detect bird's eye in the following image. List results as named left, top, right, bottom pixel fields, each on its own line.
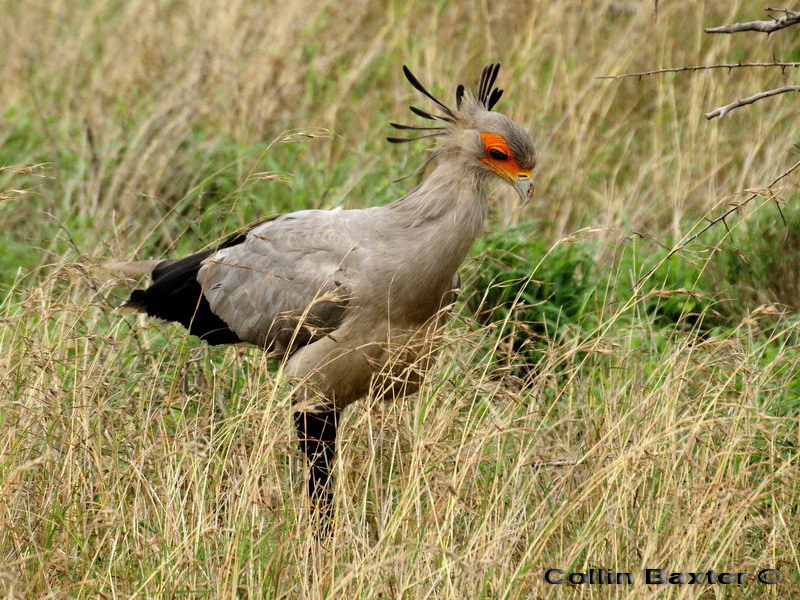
left=488, top=148, right=508, bottom=161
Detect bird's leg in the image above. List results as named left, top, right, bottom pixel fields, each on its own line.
left=294, top=405, right=340, bottom=527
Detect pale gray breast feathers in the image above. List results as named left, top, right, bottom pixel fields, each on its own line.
left=197, top=210, right=357, bottom=351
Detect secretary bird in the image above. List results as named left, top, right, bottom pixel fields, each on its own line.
left=112, top=64, right=536, bottom=525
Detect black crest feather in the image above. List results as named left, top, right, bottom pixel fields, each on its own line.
left=409, top=105, right=448, bottom=121
left=477, top=63, right=503, bottom=110
left=387, top=63, right=505, bottom=148
left=389, top=122, right=445, bottom=131
left=402, top=65, right=456, bottom=120
left=487, top=87, right=503, bottom=110
left=386, top=132, right=444, bottom=144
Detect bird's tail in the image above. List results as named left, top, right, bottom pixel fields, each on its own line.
left=98, top=259, right=162, bottom=277
left=96, top=260, right=163, bottom=313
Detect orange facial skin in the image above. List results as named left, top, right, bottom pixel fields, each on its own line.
left=479, top=132, right=532, bottom=181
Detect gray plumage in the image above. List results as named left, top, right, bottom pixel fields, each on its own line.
left=199, top=163, right=488, bottom=405
left=117, top=66, right=535, bottom=408
left=110, top=64, right=536, bottom=522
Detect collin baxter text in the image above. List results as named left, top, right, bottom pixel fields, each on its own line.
left=544, top=568, right=754, bottom=585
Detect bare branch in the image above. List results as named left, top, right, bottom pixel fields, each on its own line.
left=705, top=9, right=800, bottom=34
left=705, top=85, right=800, bottom=120
left=598, top=61, right=800, bottom=80
left=635, top=157, right=800, bottom=289
left=526, top=459, right=579, bottom=469
left=766, top=7, right=796, bottom=14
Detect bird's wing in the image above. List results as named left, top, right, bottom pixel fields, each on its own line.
left=197, top=210, right=357, bottom=351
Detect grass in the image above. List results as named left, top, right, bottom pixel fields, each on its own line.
left=1, top=0, right=799, bottom=597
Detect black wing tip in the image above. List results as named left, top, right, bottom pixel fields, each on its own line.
left=125, top=246, right=245, bottom=346
left=120, top=289, right=147, bottom=312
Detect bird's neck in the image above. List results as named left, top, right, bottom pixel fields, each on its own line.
left=388, top=159, right=488, bottom=230
left=386, top=159, right=489, bottom=278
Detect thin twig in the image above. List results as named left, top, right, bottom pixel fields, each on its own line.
left=527, top=459, right=578, bottom=469
left=635, top=157, right=800, bottom=289
left=705, top=9, right=800, bottom=34
left=775, top=196, right=788, bottom=225
left=705, top=85, right=800, bottom=119
left=598, top=62, right=800, bottom=80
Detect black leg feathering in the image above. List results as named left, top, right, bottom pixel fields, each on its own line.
left=294, top=407, right=340, bottom=527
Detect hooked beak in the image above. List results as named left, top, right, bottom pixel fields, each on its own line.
left=486, top=162, right=535, bottom=204
left=514, top=177, right=534, bottom=205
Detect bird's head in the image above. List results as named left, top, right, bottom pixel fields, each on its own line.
left=388, top=63, right=537, bottom=203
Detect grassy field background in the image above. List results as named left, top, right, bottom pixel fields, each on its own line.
left=1, top=0, right=799, bottom=597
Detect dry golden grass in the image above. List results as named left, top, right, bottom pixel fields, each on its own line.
left=1, top=0, right=799, bottom=598
left=2, top=266, right=798, bottom=598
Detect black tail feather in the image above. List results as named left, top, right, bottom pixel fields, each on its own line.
left=126, top=229, right=256, bottom=345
